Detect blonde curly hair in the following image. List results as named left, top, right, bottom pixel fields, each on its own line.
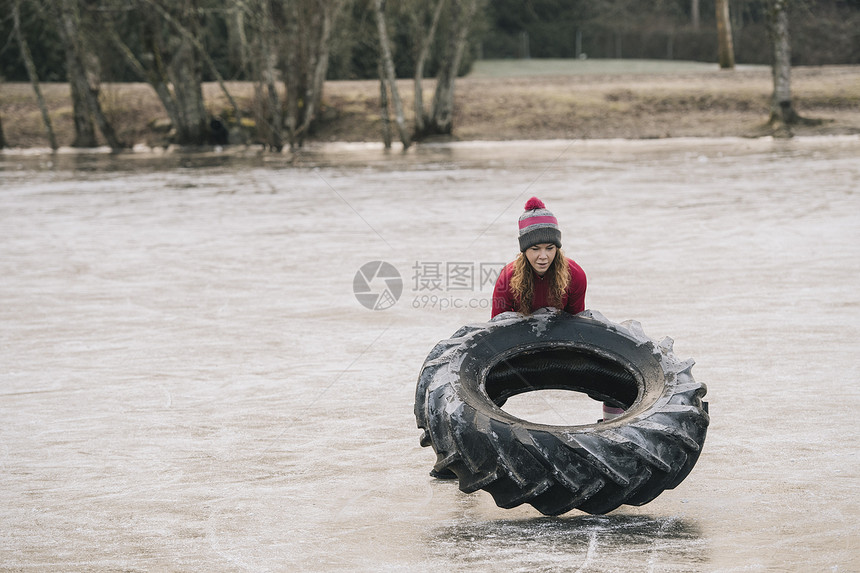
left=509, top=248, right=571, bottom=315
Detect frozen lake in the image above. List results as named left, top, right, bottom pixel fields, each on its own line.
left=1, top=136, right=858, bottom=571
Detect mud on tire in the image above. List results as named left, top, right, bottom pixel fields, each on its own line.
left=414, top=309, right=709, bottom=515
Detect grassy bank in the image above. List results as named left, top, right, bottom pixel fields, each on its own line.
left=2, top=60, right=859, bottom=149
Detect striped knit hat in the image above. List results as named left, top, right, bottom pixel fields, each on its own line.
left=518, top=197, right=562, bottom=251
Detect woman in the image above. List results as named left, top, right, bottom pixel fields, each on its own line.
left=491, top=197, right=624, bottom=422
left=491, top=197, right=587, bottom=318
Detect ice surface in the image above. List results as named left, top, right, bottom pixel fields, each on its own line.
left=1, top=137, right=858, bottom=571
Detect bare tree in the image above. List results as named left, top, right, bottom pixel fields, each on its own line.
left=276, top=0, right=343, bottom=148
left=155, top=2, right=208, bottom=144
left=303, top=1, right=339, bottom=139
left=766, top=0, right=798, bottom=131
left=105, top=0, right=209, bottom=145
left=251, top=0, right=285, bottom=150
left=426, top=0, right=483, bottom=136
left=372, top=0, right=410, bottom=148
left=715, top=0, right=735, bottom=69
left=141, top=0, right=244, bottom=129
left=52, top=0, right=125, bottom=149
left=409, top=0, right=446, bottom=138
left=377, top=60, right=392, bottom=148
left=12, top=0, right=58, bottom=150
left=220, top=0, right=343, bottom=150
left=62, top=0, right=98, bottom=147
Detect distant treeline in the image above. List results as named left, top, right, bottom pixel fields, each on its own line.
left=2, top=0, right=858, bottom=85
left=481, top=0, right=860, bottom=65
left=1, top=0, right=855, bottom=150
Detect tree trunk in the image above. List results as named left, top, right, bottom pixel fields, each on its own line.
left=257, top=0, right=284, bottom=150
left=299, top=7, right=333, bottom=139
left=167, top=35, right=208, bottom=145
left=372, top=0, right=410, bottom=148
left=12, top=0, right=58, bottom=150
left=412, top=0, right=446, bottom=138
left=428, top=0, right=480, bottom=135
left=280, top=0, right=340, bottom=149
left=64, top=0, right=98, bottom=147
left=428, top=22, right=458, bottom=135
left=262, top=55, right=284, bottom=152
left=767, top=0, right=798, bottom=128
left=53, top=0, right=125, bottom=149
left=0, top=111, right=7, bottom=149
left=716, top=0, right=735, bottom=69
left=378, top=60, right=392, bottom=149
left=283, top=0, right=302, bottom=148
left=229, top=5, right=251, bottom=78
left=298, top=1, right=337, bottom=139
left=691, top=0, right=700, bottom=30
left=68, top=65, right=98, bottom=147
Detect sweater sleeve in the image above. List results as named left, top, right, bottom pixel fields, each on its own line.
left=564, top=258, right=587, bottom=315
left=491, top=263, right=517, bottom=317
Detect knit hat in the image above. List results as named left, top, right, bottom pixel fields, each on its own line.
left=518, top=197, right=562, bottom=251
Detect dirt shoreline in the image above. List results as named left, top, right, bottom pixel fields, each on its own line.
left=2, top=64, right=859, bottom=149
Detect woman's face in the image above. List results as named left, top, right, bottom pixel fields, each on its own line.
left=524, top=243, right=556, bottom=276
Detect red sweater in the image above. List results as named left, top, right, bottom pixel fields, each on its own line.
left=491, top=257, right=587, bottom=317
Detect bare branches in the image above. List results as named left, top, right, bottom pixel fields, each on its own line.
left=139, top=0, right=244, bottom=130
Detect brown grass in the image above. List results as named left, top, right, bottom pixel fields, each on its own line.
left=1, top=64, right=859, bottom=149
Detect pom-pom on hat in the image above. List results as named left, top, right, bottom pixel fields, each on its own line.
left=518, top=197, right=562, bottom=251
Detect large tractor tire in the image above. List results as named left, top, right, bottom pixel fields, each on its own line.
left=414, top=309, right=709, bottom=515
